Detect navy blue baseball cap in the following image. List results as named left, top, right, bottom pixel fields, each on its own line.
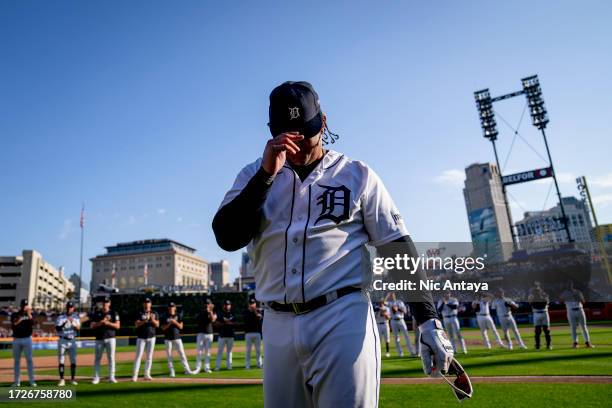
left=66, top=301, right=75, bottom=308
left=268, top=81, right=323, bottom=139
left=20, top=299, right=28, bottom=307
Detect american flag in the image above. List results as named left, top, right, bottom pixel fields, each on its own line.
left=144, top=263, right=148, bottom=285
left=111, top=263, right=116, bottom=287
left=80, top=205, right=85, bottom=229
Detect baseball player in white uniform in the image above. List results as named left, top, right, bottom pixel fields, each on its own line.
left=212, top=81, right=456, bottom=407
left=437, top=292, right=467, bottom=354
left=471, top=294, right=504, bottom=349
left=529, top=284, right=552, bottom=350
left=561, top=281, right=592, bottom=348
left=56, top=301, right=80, bottom=386
left=132, top=298, right=159, bottom=381
left=374, top=299, right=391, bottom=357
left=491, top=289, right=527, bottom=350
left=386, top=293, right=416, bottom=357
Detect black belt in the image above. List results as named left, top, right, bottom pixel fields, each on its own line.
left=478, top=314, right=490, bottom=316
left=571, top=307, right=582, bottom=311
left=443, top=315, right=457, bottom=319
left=268, top=286, right=361, bottom=315
left=533, top=310, right=547, bottom=313
left=377, top=322, right=388, bottom=325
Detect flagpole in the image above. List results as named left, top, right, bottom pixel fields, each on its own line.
left=78, top=204, right=85, bottom=311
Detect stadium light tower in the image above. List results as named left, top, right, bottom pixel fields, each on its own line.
left=474, top=89, right=517, bottom=247
left=521, top=75, right=573, bottom=242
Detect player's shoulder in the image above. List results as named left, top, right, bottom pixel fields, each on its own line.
left=237, top=158, right=263, bottom=178
left=329, top=150, right=373, bottom=175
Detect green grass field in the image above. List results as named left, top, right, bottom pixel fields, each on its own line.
left=1, top=324, right=610, bottom=407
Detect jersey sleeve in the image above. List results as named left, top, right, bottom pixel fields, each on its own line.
left=361, top=165, right=409, bottom=246
left=219, top=159, right=262, bottom=209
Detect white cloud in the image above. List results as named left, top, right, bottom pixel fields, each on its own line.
left=58, top=219, right=74, bottom=240
left=157, top=208, right=166, bottom=215
left=434, top=169, right=465, bottom=187
left=592, top=194, right=612, bottom=208
left=589, top=173, right=612, bottom=189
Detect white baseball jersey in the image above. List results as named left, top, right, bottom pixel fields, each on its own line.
left=477, top=301, right=491, bottom=315
left=562, top=290, right=584, bottom=309
left=491, top=298, right=517, bottom=316
left=375, top=305, right=390, bottom=324
left=56, top=313, right=80, bottom=339
left=438, top=298, right=459, bottom=317
left=220, top=150, right=408, bottom=303
left=387, top=300, right=407, bottom=319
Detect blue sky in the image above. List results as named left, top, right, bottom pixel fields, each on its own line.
left=1, top=1, right=611, bottom=285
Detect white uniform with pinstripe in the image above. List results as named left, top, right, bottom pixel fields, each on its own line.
left=220, top=150, right=408, bottom=408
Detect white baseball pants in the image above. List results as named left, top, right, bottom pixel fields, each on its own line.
left=377, top=322, right=390, bottom=344
left=390, top=318, right=415, bottom=356
left=215, top=337, right=234, bottom=370
left=165, top=339, right=192, bottom=375
left=195, top=333, right=214, bottom=372
left=499, top=315, right=525, bottom=349
left=263, top=291, right=379, bottom=408
left=12, top=337, right=35, bottom=384
left=443, top=316, right=467, bottom=353
left=476, top=314, right=504, bottom=348
left=567, top=308, right=590, bottom=343
left=244, top=332, right=262, bottom=369
left=58, top=338, right=77, bottom=365
left=93, top=338, right=116, bottom=379
left=133, top=337, right=156, bottom=377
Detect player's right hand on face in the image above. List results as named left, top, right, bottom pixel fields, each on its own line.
left=419, top=318, right=454, bottom=377
left=262, top=132, right=304, bottom=176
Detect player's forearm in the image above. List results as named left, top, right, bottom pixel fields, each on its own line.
left=212, top=166, right=275, bottom=251
left=376, top=235, right=438, bottom=325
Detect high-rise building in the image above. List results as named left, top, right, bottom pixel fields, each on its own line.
left=0, top=250, right=75, bottom=309
left=90, top=239, right=208, bottom=292
left=240, top=252, right=254, bottom=278
left=209, top=260, right=230, bottom=290
left=463, top=163, right=514, bottom=263
left=516, top=197, right=593, bottom=249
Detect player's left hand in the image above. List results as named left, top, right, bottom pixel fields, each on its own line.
left=419, top=318, right=454, bottom=377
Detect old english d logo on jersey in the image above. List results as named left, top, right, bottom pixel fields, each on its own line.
left=315, top=184, right=351, bottom=225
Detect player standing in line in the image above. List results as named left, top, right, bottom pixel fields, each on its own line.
left=437, top=292, right=467, bottom=354
left=386, top=293, right=416, bottom=357
left=244, top=299, right=263, bottom=369
left=89, top=297, right=120, bottom=384
left=56, top=301, right=80, bottom=386
left=560, top=281, right=593, bottom=348
left=491, top=288, right=527, bottom=350
left=214, top=300, right=235, bottom=371
left=10, top=299, right=36, bottom=387
left=471, top=293, right=505, bottom=349
left=529, top=284, right=552, bottom=350
left=213, top=81, right=455, bottom=407
left=193, top=299, right=216, bottom=374
left=132, top=298, right=159, bottom=381
left=374, top=299, right=391, bottom=357
left=161, top=302, right=195, bottom=377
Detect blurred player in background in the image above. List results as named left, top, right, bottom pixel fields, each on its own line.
left=162, top=302, right=195, bottom=377
left=132, top=298, right=159, bottom=381
left=437, top=292, right=467, bottom=354
left=561, top=281, right=592, bottom=348
left=215, top=300, right=236, bottom=370
left=386, top=293, right=416, bottom=357
left=492, top=288, right=527, bottom=350
left=472, top=293, right=505, bottom=349
left=529, top=283, right=552, bottom=350
left=374, top=299, right=391, bottom=357
left=194, top=299, right=216, bottom=374
left=90, top=297, right=120, bottom=384
left=56, top=301, right=80, bottom=386
left=244, top=299, right=263, bottom=369
left=11, top=299, right=36, bottom=387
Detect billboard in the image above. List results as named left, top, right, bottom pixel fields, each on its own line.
left=502, top=166, right=553, bottom=186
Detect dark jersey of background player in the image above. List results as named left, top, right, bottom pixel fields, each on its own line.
left=163, top=313, right=182, bottom=340
left=196, top=311, right=214, bottom=334
left=89, top=310, right=120, bottom=340
left=218, top=311, right=235, bottom=338
left=11, top=311, right=34, bottom=338
left=135, top=310, right=159, bottom=339
left=243, top=308, right=263, bottom=334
